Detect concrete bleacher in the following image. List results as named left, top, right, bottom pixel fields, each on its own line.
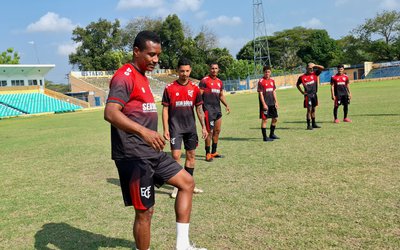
left=0, top=93, right=82, bottom=118
left=365, top=66, right=400, bottom=79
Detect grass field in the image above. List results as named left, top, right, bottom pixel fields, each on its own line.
left=1, top=79, right=399, bottom=250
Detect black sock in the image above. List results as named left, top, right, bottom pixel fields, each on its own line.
left=344, top=105, right=348, bottom=119
left=307, top=119, right=311, bottom=127
left=211, top=143, right=217, bottom=154
left=312, top=118, right=316, bottom=126
left=269, top=125, right=276, bottom=137
left=184, top=166, right=194, bottom=176
left=261, top=128, right=267, bottom=139
left=205, top=146, right=210, bottom=154
left=333, top=107, right=338, bottom=119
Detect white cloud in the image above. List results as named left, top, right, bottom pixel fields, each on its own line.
left=57, top=42, right=81, bottom=56
left=195, top=10, right=207, bottom=19
left=173, top=0, right=203, bottom=12
left=205, top=16, right=242, bottom=26
left=334, top=0, right=350, bottom=6
left=379, top=0, right=400, bottom=9
left=218, top=36, right=249, bottom=56
left=301, top=18, right=323, bottom=28
left=116, top=0, right=164, bottom=10
left=27, top=12, right=76, bottom=32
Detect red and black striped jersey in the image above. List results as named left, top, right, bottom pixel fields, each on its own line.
left=162, top=80, right=203, bottom=133
left=257, top=77, right=276, bottom=106
left=331, top=74, right=350, bottom=97
left=199, top=75, right=223, bottom=113
left=107, top=63, right=158, bottom=160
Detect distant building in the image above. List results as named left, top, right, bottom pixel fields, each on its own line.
left=0, top=64, right=55, bottom=88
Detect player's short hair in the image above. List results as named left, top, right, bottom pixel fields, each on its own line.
left=263, top=65, right=271, bottom=72
left=133, top=30, right=161, bottom=51
left=178, top=57, right=191, bottom=68
left=209, top=62, right=219, bottom=68
left=337, top=64, right=344, bottom=69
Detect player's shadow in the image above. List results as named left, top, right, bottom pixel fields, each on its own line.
left=353, top=113, right=400, bottom=117
left=107, top=178, right=120, bottom=186
left=218, top=136, right=259, bottom=141
left=34, top=222, right=133, bottom=250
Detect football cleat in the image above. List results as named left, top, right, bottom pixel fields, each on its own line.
left=193, top=187, right=204, bottom=194
left=334, top=119, right=340, bottom=123
left=269, top=134, right=280, bottom=139
left=211, top=152, right=224, bottom=158
left=170, top=187, right=178, bottom=199
left=343, top=118, right=352, bottom=122
left=205, top=153, right=213, bottom=162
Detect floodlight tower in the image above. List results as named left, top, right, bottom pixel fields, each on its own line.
left=253, top=0, right=271, bottom=76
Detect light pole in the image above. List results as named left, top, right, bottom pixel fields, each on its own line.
left=28, top=41, right=40, bottom=64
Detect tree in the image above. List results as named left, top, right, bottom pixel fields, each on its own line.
left=0, top=48, right=20, bottom=64
left=121, top=17, right=163, bottom=51
left=297, top=30, right=342, bottom=67
left=159, top=14, right=185, bottom=69
left=69, top=19, right=127, bottom=70
left=354, top=10, right=400, bottom=61
left=337, top=35, right=372, bottom=64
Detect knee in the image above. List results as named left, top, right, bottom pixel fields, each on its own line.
left=213, top=128, right=221, bottom=136
left=135, top=207, right=154, bottom=222
left=181, top=174, right=195, bottom=192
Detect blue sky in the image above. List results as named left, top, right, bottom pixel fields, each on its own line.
left=1, top=0, right=399, bottom=84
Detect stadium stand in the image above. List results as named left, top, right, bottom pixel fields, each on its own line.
left=0, top=92, right=82, bottom=116
left=365, top=66, right=400, bottom=79
left=70, top=70, right=200, bottom=102
left=0, top=103, right=24, bottom=118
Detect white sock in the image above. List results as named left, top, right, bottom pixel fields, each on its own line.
left=176, top=222, right=190, bottom=250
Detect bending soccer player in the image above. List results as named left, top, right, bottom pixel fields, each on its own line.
left=162, top=57, right=208, bottom=198
left=199, top=63, right=230, bottom=162
left=331, top=64, right=352, bottom=123
left=104, top=31, right=206, bottom=250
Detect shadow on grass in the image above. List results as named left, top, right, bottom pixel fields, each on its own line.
left=249, top=127, right=304, bottom=130
left=34, top=222, right=133, bottom=250
left=218, top=136, right=259, bottom=141
left=353, top=113, right=400, bottom=117
left=106, top=178, right=120, bottom=187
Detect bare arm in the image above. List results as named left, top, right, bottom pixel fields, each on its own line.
left=259, top=92, right=268, bottom=110
left=331, top=84, right=335, bottom=100
left=273, top=90, right=279, bottom=109
left=296, top=84, right=305, bottom=95
left=162, top=106, right=170, bottom=141
left=195, top=105, right=208, bottom=139
left=104, top=102, right=165, bottom=151
left=219, top=91, right=231, bottom=114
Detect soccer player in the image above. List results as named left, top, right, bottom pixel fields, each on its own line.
left=257, top=65, right=279, bottom=141
left=296, top=62, right=325, bottom=130
left=199, top=63, right=230, bottom=162
left=162, top=57, right=208, bottom=198
left=104, top=31, right=206, bottom=250
left=331, top=64, right=352, bottom=123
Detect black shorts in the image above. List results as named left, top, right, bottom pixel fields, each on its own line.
left=170, top=131, right=198, bottom=150
left=259, top=105, right=278, bottom=119
left=204, top=110, right=222, bottom=132
left=114, top=152, right=182, bottom=210
left=335, top=95, right=350, bottom=107
left=304, top=94, right=318, bottom=108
